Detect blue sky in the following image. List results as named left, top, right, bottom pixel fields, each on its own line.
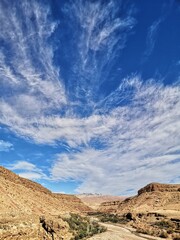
left=0, top=0, right=180, bottom=195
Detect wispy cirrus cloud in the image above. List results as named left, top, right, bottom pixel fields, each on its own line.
left=50, top=78, right=180, bottom=195
left=0, top=140, right=13, bottom=152
left=142, top=1, right=174, bottom=63
left=0, top=0, right=136, bottom=144
left=0, top=0, right=179, bottom=195
left=142, top=19, right=163, bottom=63
left=7, top=160, right=48, bottom=180
left=60, top=0, right=136, bottom=107
left=0, top=0, right=66, bottom=119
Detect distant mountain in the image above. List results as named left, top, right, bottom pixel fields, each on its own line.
left=77, top=194, right=126, bottom=210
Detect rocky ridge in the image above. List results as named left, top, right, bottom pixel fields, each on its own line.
left=138, top=182, right=180, bottom=195
left=117, top=183, right=180, bottom=239
left=117, top=182, right=180, bottom=214
left=98, top=200, right=122, bottom=213
left=0, top=166, right=91, bottom=239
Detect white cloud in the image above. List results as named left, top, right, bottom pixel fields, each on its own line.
left=62, top=0, right=136, bottom=104
left=9, top=161, right=37, bottom=171
left=7, top=160, right=48, bottom=180
left=142, top=19, right=162, bottom=62
left=0, top=1, right=179, bottom=195
left=0, top=140, right=13, bottom=152
left=18, top=171, right=45, bottom=180
left=49, top=78, right=180, bottom=195
left=0, top=0, right=66, bottom=120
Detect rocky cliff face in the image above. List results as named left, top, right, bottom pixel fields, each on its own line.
left=98, top=200, right=124, bottom=213
left=138, top=182, right=180, bottom=195
left=54, top=193, right=91, bottom=213
left=115, top=183, right=180, bottom=240
left=0, top=214, right=72, bottom=240
left=0, top=166, right=91, bottom=215
left=0, top=166, right=91, bottom=240
left=116, top=182, right=180, bottom=215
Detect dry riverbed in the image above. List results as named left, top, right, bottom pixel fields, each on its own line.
left=88, top=223, right=163, bottom=240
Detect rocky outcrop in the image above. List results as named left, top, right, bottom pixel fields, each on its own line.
left=0, top=166, right=91, bottom=216
left=138, top=182, right=180, bottom=195
left=0, top=166, right=92, bottom=239
left=39, top=216, right=72, bottom=240
left=0, top=214, right=72, bottom=240
left=0, top=166, right=51, bottom=195
left=117, top=189, right=180, bottom=215
left=98, top=201, right=122, bottom=213
left=54, top=194, right=91, bottom=213
left=115, top=183, right=180, bottom=240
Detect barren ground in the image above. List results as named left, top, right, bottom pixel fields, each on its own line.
left=88, top=223, right=163, bottom=240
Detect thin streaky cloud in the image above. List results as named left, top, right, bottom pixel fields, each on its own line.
left=7, top=160, right=48, bottom=180
left=142, top=19, right=163, bottom=63
left=0, top=0, right=179, bottom=195
left=60, top=0, right=136, bottom=107
left=0, top=140, right=13, bottom=152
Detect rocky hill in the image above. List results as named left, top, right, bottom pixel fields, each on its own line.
left=138, top=182, right=180, bottom=195
left=115, top=183, right=180, bottom=239
left=0, top=166, right=91, bottom=215
left=116, top=182, right=180, bottom=215
left=0, top=166, right=91, bottom=239
left=98, top=200, right=122, bottom=213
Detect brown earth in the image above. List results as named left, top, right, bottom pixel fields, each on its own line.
left=117, top=182, right=180, bottom=215
left=98, top=200, right=122, bottom=213
left=1, top=167, right=180, bottom=239
left=88, top=222, right=163, bottom=240
left=0, top=166, right=91, bottom=239
left=117, top=183, right=180, bottom=239
left=138, top=182, right=180, bottom=195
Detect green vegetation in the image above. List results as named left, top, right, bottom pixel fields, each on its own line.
left=64, top=213, right=106, bottom=240
left=154, top=220, right=175, bottom=229
left=99, top=213, right=125, bottom=223
left=88, top=212, right=128, bottom=224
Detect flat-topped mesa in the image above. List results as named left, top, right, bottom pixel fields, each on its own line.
left=138, top=182, right=180, bottom=195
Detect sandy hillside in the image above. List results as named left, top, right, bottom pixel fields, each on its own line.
left=0, top=166, right=91, bottom=239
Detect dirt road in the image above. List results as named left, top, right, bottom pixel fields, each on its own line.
left=88, top=223, right=162, bottom=240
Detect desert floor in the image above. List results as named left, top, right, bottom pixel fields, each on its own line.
left=88, top=222, right=163, bottom=240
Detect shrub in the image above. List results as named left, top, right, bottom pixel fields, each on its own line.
left=65, top=213, right=106, bottom=239
left=99, top=213, right=127, bottom=224
left=159, top=230, right=168, bottom=238
left=155, top=220, right=174, bottom=229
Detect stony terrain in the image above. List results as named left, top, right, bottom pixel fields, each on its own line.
left=1, top=167, right=180, bottom=240
left=98, top=200, right=121, bottom=213
left=98, top=183, right=180, bottom=239
left=138, top=183, right=180, bottom=195
left=88, top=222, right=163, bottom=240
left=0, top=166, right=91, bottom=215
left=117, top=182, right=180, bottom=214
left=78, top=183, right=180, bottom=239
left=0, top=166, right=91, bottom=239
